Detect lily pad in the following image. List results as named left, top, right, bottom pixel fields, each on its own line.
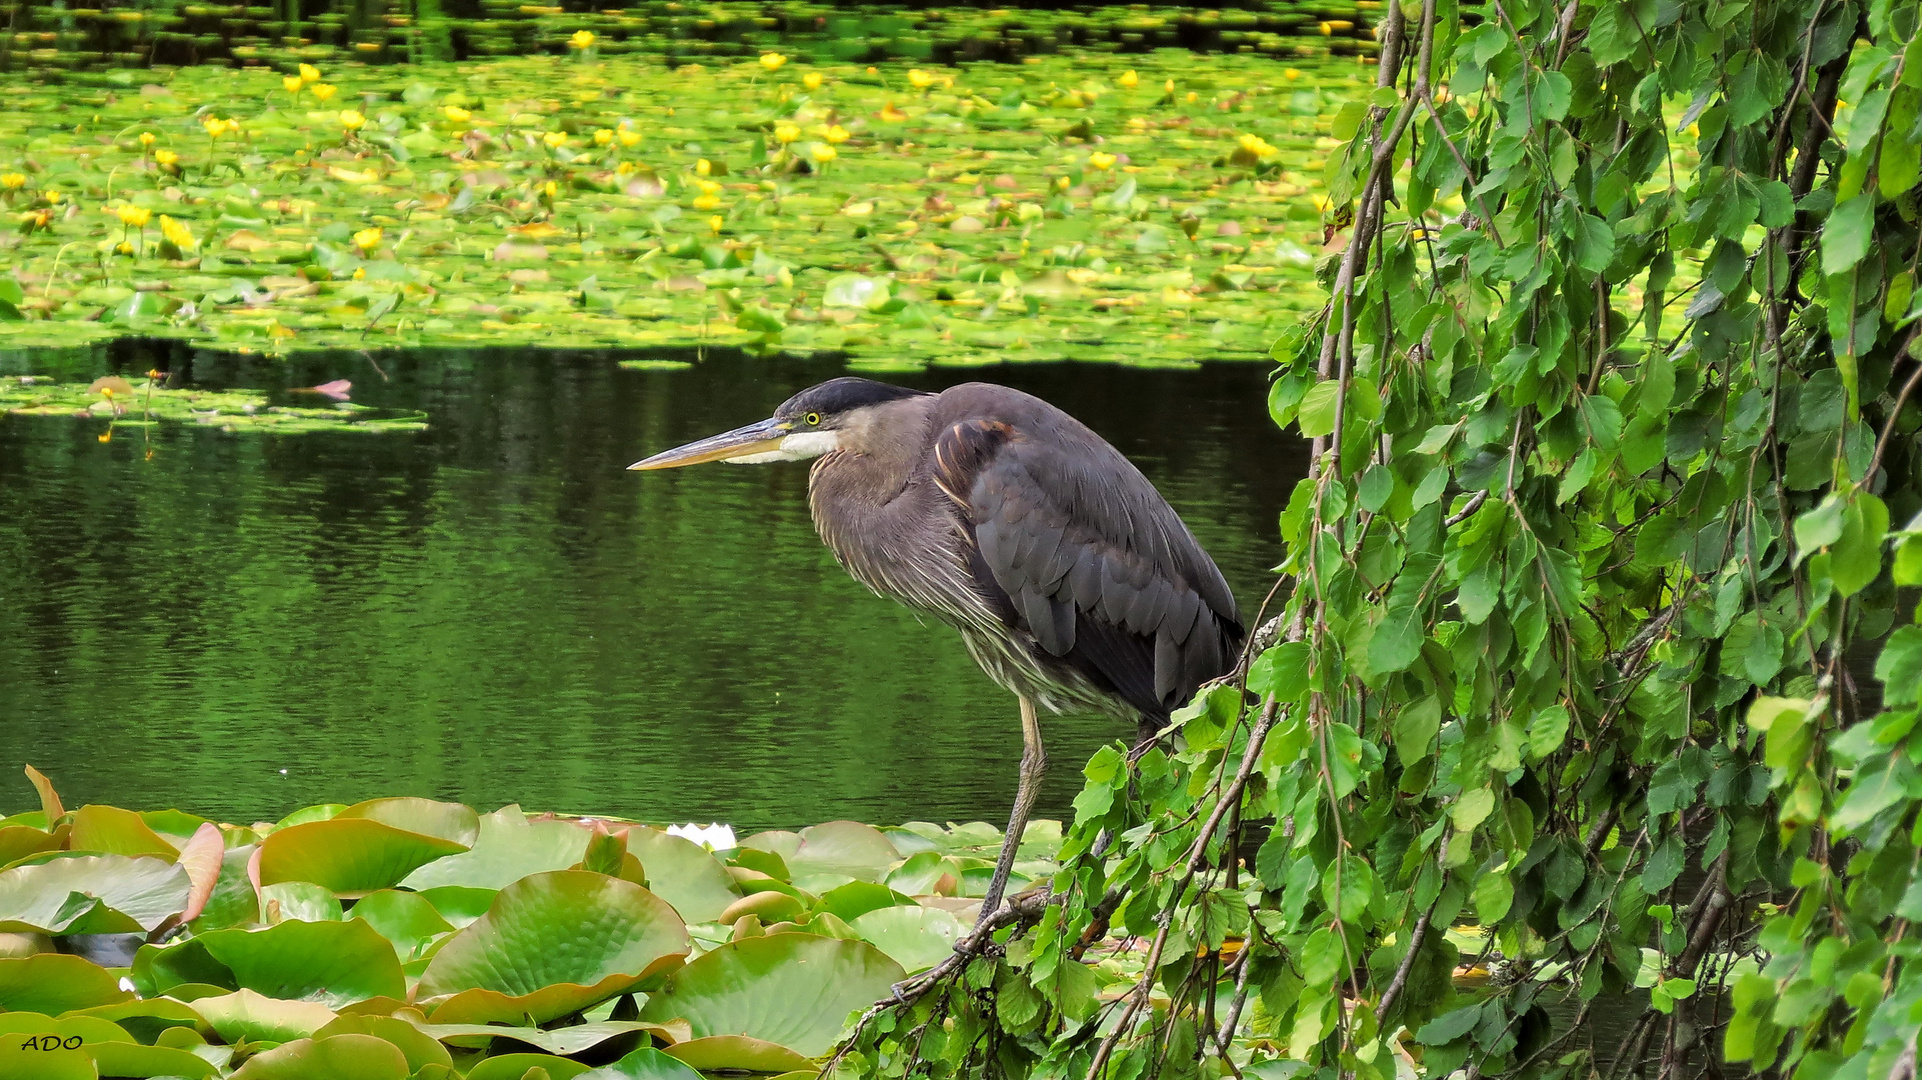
left=348, top=890, right=454, bottom=958
left=662, top=1035, right=814, bottom=1073
left=189, top=989, right=339, bottom=1044
left=0, top=1042, right=95, bottom=1080
left=850, top=905, right=967, bottom=973
left=399, top=807, right=590, bottom=891
left=417, top=871, right=688, bottom=1024
left=67, top=807, right=178, bottom=860
left=785, top=822, right=899, bottom=881
left=580, top=1046, right=705, bottom=1080
left=408, top=1020, right=685, bottom=1055
left=0, top=855, right=190, bottom=934
left=0, top=955, right=131, bottom=1014
left=638, top=932, right=905, bottom=1057
left=228, top=1033, right=411, bottom=1080
left=0, top=1012, right=136, bottom=1046
left=624, top=828, right=741, bottom=924
left=463, top=1054, right=593, bottom=1080
left=315, top=1014, right=454, bottom=1073
left=0, top=827, right=62, bottom=866
left=335, top=798, right=480, bottom=847
left=257, top=817, right=471, bottom=897
left=87, top=1041, right=220, bottom=1079
left=135, top=918, right=405, bottom=1007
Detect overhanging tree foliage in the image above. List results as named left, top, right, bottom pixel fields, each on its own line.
left=839, top=0, right=1922, bottom=1076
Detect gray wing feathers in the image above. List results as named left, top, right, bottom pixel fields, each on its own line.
left=930, top=386, right=1243, bottom=717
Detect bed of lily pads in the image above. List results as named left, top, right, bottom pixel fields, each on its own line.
left=1, top=373, right=429, bottom=434
left=0, top=48, right=1366, bottom=366
left=0, top=768, right=1070, bottom=1080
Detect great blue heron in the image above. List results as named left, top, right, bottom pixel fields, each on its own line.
left=630, top=378, right=1244, bottom=916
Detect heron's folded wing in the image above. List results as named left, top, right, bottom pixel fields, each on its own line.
left=932, top=417, right=1241, bottom=717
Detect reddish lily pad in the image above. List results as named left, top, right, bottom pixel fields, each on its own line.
left=190, top=989, right=339, bottom=1044
left=258, top=818, right=471, bottom=897
left=68, top=806, right=178, bottom=859
left=417, top=870, right=688, bottom=1024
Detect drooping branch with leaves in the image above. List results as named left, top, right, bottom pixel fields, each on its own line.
left=834, top=0, right=1922, bottom=1077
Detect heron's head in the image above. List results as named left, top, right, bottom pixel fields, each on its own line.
left=627, top=377, right=930, bottom=471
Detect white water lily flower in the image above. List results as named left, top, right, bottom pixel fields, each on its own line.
left=666, top=822, right=736, bottom=851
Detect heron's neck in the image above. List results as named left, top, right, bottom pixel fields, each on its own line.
left=808, top=396, right=933, bottom=505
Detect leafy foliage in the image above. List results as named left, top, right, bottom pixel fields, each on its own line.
left=838, top=0, right=1922, bottom=1077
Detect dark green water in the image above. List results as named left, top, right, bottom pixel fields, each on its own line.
left=0, top=345, right=1299, bottom=829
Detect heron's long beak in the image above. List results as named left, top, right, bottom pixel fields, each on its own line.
left=627, top=417, right=789, bottom=470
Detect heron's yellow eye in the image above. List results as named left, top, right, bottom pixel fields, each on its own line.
left=805, top=412, right=822, bottom=426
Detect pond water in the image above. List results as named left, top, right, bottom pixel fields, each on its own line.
left=0, top=346, right=1301, bottom=829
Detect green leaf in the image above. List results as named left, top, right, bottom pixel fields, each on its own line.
left=1416, top=1002, right=1482, bottom=1045
left=1821, top=194, right=1875, bottom=276
left=1570, top=213, right=1615, bottom=273
left=1877, top=628, right=1922, bottom=705
left=1527, top=705, right=1571, bottom=760
left=1394, top=695, right=1443, bottom=765
left=417, top=870, right=689, bottom=1024
left=637, top=933, right=906, bottom=1057
left=1793, top=495, right=1847, bottom=559
left=1830, top=492, right=1889, bottom=596
left=1472, top=870, right=1514, bottom=923
left=1297, top=380, right=1341, bottom=438
left=1248, top=642, right=1310, bottom=701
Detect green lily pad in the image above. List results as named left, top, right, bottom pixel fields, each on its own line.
left=579, top=1046, right=705, bottom=1080
left=258, top=818, right=471, bottom=897
left=785, top=822, right=899, bottom=881
left=417, top=870, right=688, bottom=1024
left=0, top=1042, right=95, bottom=1080
left=0, top=855, right=190, bottom=934
left=135, top=918, right=405, bottom=1007
left=57, top=999, right=204, bottom=1044
left=738, top=832, right=803, bottom=862
left=335, top=798, right=479, bottom=847
left=463, top=1054, right=593, bottom=1080
left=850, top=905, right=967, bottom=974
left=408, top=1020, right=686, bottom=1054
left=0, top=1012, right=136, bottom=1046
left=0, top=955, right=132, bottom=1014
left=719, top=890, right=807, bottom=926
left=814, top=882, right=914, bottom=923
left=638, top=933, right=905, bottom=1057
left=189, top=989, right=338, bottom=1044
left=87, top=1041, right=220, bottom=1079
left=348, top=890, right=454, bottom=959
left=188, top=845, right=260, bottom=932
left=228, top=1033, right=411, bottom=1080
left=415, top=886, right=497, bottom=928
left=624, top=828, right=741, bottom=924
left=399, top=807, right=591, bottom=891
left=315, top=1014, right=454, bottom=1073
left=662, top=1035, right=814, bottom=1073
left=258, top=881, right=344, bottom=922
left=68, top=806, right=178, bottom=860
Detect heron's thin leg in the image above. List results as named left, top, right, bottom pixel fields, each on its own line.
left=981, top=695, right=1045, bottom=919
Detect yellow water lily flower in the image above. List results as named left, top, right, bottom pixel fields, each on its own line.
left=695, top=158, right=712, bottom=177
left=158, top=215, right=196, bottom=249
left=759, top=52, right=786, bottom=71
left=1087, top=151, right=1117, bottom=171
left=1056, top=175, right=1070, bottom=189
left=299, top=63, right=320, bottom=83
left=138, top=132, right=155, bottom=147
left=1283, top=68, right=1302, bottom=81
left=0, top=173, right=24, bottom=189
left=811, top=143, right=836, bottom=164
left=803, top=71, right=823, bottom=91
left=618, top=129, right=642, bottom=148
left=283, top=75, right=303, bottom=94
left=694, top=178, right=723, bottom=196
left=310, top=83, right=338, bottom=102
left=594, top=128, right=614, bottom=146
left=443, top=105, right=471, bottom=122
left=1165, top=78, right=1175, bottom=93
left=203, top=117, right=237, bottom=138
left=615, top=161, right=637, bottom=176
left=1118, top=70, right=1138, bottom=89
left=339, top=110, right=366, bottom=131
left=154, top=149, right=179, bottom=167
left=542, top=179, right=559, bottom=199
left=45, top=189, right=62, bottom=203
left=907, top=69, right=934, bottom=90
left=709, top=214, right=724, bottom=233
left=570, top=30, right=595, bottom=49
left=113, top=204, right=151, bottom=228
left=824, top=124, right=851, bottom=144
left=542, top=131, right=568, bottom=149
left=692, top=194, right=721, bottom=210
left=353, top=226, right=382, bottom=253
left=1237, top=133, right=1279, bottom=158
left=773, top=121, right=800, bottom=144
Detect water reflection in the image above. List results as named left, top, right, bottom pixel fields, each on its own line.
left=0, top=345, right=1302, bottom=829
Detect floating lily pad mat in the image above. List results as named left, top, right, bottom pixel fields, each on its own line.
left=0, top=50, right=1380, bottom=365
left=0, top=375, right=429, bottom=433
left=0, top=770, right=1082, bottom=1078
